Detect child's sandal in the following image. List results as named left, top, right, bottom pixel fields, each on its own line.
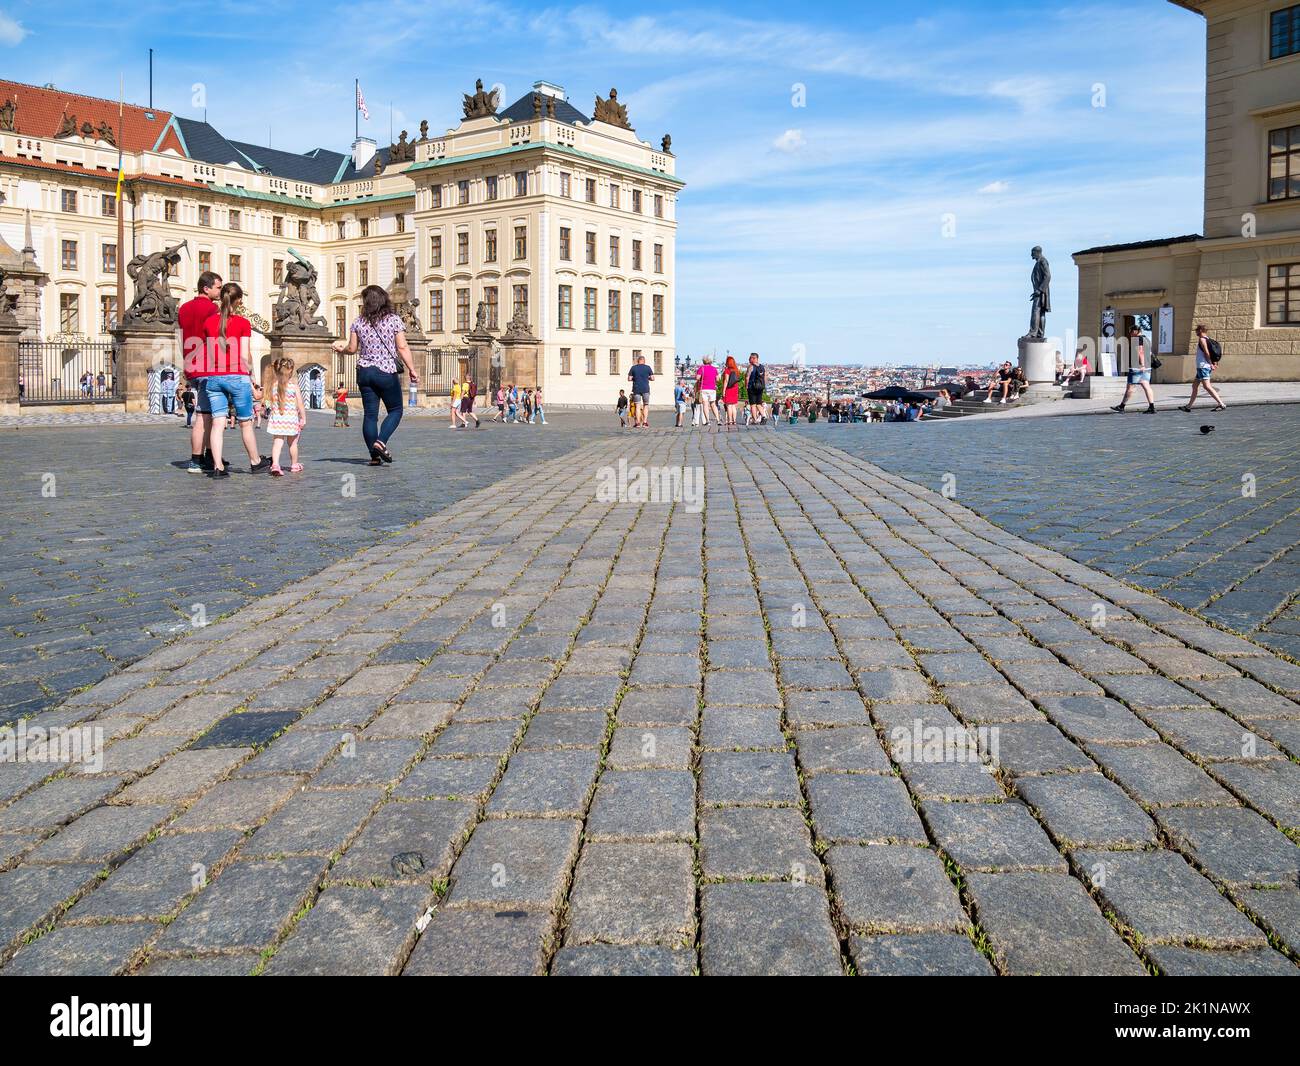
left=270, top=464, right=284, bottom=477
left=290, top=463, right=303, bottom=473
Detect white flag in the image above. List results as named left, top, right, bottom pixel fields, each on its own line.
left=356, top=83, right=370, bottom=121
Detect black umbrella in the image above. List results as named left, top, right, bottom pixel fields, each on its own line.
left=864, top=386, right=931, bottom=404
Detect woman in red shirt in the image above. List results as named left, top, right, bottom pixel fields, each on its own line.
left=201, top=283, right=270, bottom=477
left=722, top=356, right=741, bottom=430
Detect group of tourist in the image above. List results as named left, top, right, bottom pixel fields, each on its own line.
left=180, top=273, right=417, bottom=476
left=490, top=384, right=546, bottom=425
left=619, top=353, right=769, bottom=430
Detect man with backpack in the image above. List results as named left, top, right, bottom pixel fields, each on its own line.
left=1181, top=325, right=1226, bottom=412
left=746, top=352, right=767, bottom=426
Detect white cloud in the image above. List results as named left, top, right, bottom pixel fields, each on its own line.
left=0, top=11, right=27, bottom=45
left=978, top=180, right=1010, bottom=194
left=772, top=129, right=805, bottom=153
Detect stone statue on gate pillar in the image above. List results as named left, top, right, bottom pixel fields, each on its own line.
left=124, top=240, right=187, bottom=327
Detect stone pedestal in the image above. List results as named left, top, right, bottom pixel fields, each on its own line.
left=406, top=335, right=429, bottom=399
left=112, top=323, right=178, bottom=413
left=268, top=331, right=336, bottom=392
left=1017, top=336, right=1062, bottom=405
left=499, top=339, right=540, bottom=389
left=0, top=315, right=22, bottom=415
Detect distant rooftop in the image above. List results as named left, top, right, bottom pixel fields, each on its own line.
left=1074, top=234, right=1203, bottom=256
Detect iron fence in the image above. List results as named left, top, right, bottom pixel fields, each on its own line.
left=18, top=340, right=121, bottom=405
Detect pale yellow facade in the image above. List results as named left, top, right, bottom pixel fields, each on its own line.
left=0, top=80, right=679, bottom=404
left=1074, top=0, right=1300, bottom=380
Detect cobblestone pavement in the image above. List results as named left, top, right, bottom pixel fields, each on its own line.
left=1, top=428, right=1296, bottom=976
left=802, top=405, right=1300, bottom=659
left=0, top=409, right=617, bottom=723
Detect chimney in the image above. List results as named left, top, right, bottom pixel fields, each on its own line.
left=351, top=137, right=376, bottom=172
left=532, top=81, right=566, bottom=101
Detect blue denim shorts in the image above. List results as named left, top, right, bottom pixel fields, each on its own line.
left=192, top=377, right=211, bottom=414
left=1196, top=365, right=1213, bottom=380
left=203, top=374, right=254, bottom=420
left=1126, top=367, right=1151, bottom=385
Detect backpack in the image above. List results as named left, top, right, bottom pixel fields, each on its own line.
left=751, top=363, right=765, bottom=388
left=1206, top=337, right=1223, bottom=364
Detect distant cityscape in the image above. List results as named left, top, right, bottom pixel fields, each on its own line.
left=673, top=358, right=1000, bottom=399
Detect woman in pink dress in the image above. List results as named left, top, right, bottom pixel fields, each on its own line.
left=722, top=355, right=741, bottom=429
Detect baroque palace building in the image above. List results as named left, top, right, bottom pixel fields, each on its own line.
left=0, top=76, right=680, bottom=404
left=1073, top=0, right=1300, bottom=381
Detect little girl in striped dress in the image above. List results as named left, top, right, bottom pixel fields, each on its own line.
left=264, top=356, right=306, bottom=475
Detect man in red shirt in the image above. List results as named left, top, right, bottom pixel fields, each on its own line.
left=178, top=271, right=222, bottom=472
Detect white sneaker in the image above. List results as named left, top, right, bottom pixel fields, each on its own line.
left=982, top=397, right=992, bottom=404
left=999, top=398, right=1006, bottom=404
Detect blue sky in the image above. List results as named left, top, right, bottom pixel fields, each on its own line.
left=2, top=1, right=1207, bottom=366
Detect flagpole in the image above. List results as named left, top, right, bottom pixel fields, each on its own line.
left=116, top=74, right=125, bottom=331
left=354, top=78, right=358, bottom=141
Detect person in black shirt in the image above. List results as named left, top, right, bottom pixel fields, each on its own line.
left=983, top=362, right=1014, bottom=404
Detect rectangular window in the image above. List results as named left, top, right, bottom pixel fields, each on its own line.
left=608, top=289, right=621, bottom=331
left=61, top=189, right=77, bottom=213
left=199, top=205, right=211, bottom=227
left=299, top=220, right=309, bottom=239
left=560, top=172, right=571, bottom=198
left=229, top=210, right=241, bottom=231
left=631, top=292, right=643, bottom=333
left=273, top=258, right=284, bottom=285
left=513, top=284, right=528, bottom=323
left=272, top=214, right=283, bottom=236
left=456, top=288, right=471, bottom=331
left=485, top=175, right=498, bottom=201
left=653, top=350, right=663, bottom=374
left=395, top=213, right=405, bottom=233
left=652, top=293, right=664, bottom=333
left=514, top=224, right=527, bottom=260
left=100, top=294, right=117, bottom=333
left=59, top=292, right=79, bottom=333
left=457, top=231, right=469, bottom=265
left=336, top=262, right=346, bottom=288
left=429, top=289, right=444, bottom=332
left=431, top=185, right=442, bottom=208
left=585, top=177, right=596, bottom=202
left=395, top=255, right=405, bottom=279
left=485, top=285, right=498, bottom=328
left=609, top=348, right=620, bottom=374
left=560, top=347, right=572, bottom=374
left=584, top=287, right=598, bottom=329
left=1268, top=125, right=1300, bottom=202
left=359, top=217, right=370, bottom=237
left=585, top=348, right=596, bottom=374
left=101, top=194, right=116, bottom=218
left=61, top=239, right=77, bottom=270
left=632, top=189, right=642, bottom=213
left=198, top=250, right=211, bottom=274
left=1271, top=4, right=1300, bottom=59
left=585, top=231, right=596, bottom=265
left=458, top=179, right=470, bottom=205
left=430, top=234, right=442, bottom=267
left=1266, top=262, right=1300, bottom=324
left=558, top=285, right=572, bottom=328
left=559, top=226, right=572, bottom=260
left=654, top=195, right=664, bottom=218
left=359, top=260, right=369, bottom=286
left=654, top=243, right=664, bottom=273
left=610, top=184, right=620, bottom=209
left=229, top=254, right=241, bottom=282
left=515, top=171, right=527, bottom=197
left=632, top=240, right=642, bottom=271
left=337, top=221, right=346, bottom=240
left=101, top=242, right=117, bottom=273
left=610, top=235, right=620, bottom=267
left=164, top=199, right=178, bottom=223
left=336, top=305, right=347, bottom=337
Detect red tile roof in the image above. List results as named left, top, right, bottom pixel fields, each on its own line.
left=0, top=79, right=185, bottom=155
